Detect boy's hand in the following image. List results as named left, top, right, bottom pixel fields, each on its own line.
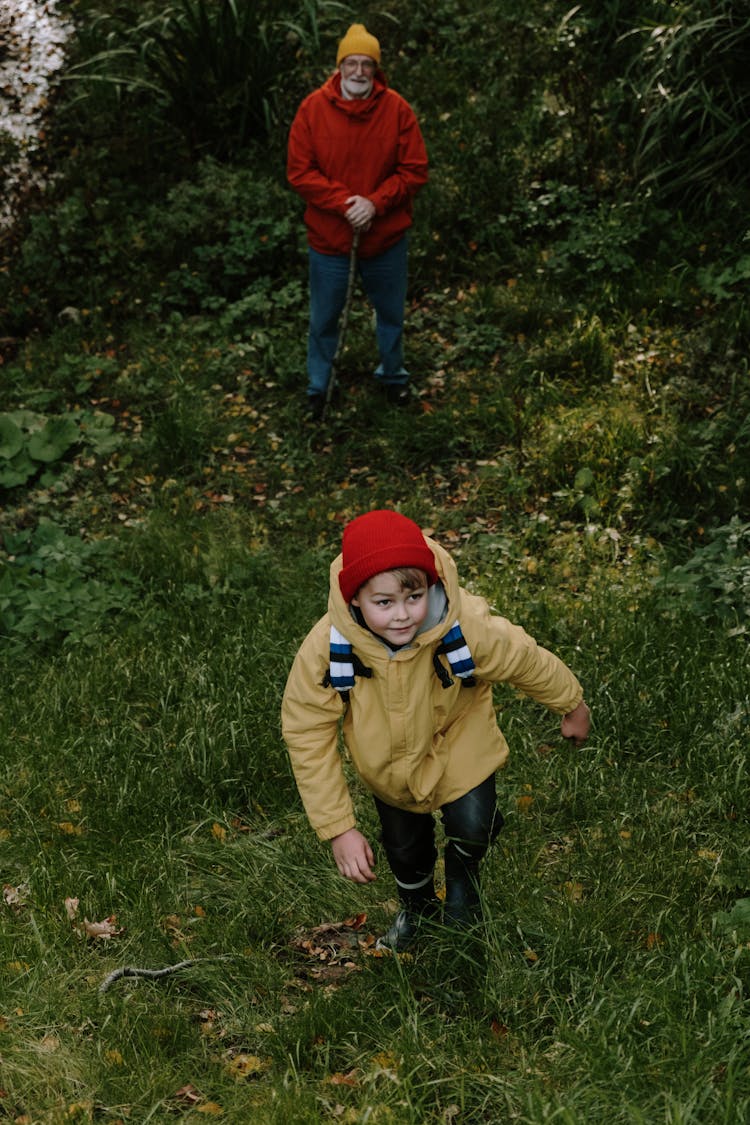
left=331, top=828, right=377, bottom=884
left=561, top=700, right=591, bottom=747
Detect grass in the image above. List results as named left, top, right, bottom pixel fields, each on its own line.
left=1, top=8, right=749, bottom=1108
left=1, top=500, right=748, bottom=1121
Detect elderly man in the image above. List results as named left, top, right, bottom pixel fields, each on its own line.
left=287, top=23, right=429, bottom=419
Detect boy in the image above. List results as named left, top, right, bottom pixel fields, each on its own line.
left=282, top=510, right=590, bottom=950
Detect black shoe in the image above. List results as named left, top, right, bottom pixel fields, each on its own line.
left=375, top=897, right=440, bottom=952
left=376, top=909, right=419, bottom=952
left=384, top=383, right=410, bottom=406
left=307, top=393, right=325, bottom=421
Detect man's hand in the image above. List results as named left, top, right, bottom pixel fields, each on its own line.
left=561, top=700, right=591, bottom=747
left=331, top=827, right=377, bottom=883
left=345, top=194, right=375, bottom=231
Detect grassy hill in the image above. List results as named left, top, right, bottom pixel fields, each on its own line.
left=0, top=2, right=748, bottom=1121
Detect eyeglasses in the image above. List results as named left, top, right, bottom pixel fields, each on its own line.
left=341, top=58, right=375, bottom=74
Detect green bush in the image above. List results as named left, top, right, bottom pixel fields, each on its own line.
left=0, top=409, right=123, bottom=490
left=654, top=517, right=750, bottom=631
left=636, top=383, right=750, bottom=529
left=625, top=1, right=750, bottom=208
left=0, top=520, right=136, bottom=649
left=140, top=162, right=299, bottom=313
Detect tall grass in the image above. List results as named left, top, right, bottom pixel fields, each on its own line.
left=60, top=0, right=348, bottom=159
left=1, top=1, right=749, bottom=1119
left=1, top=524, right=747, bottom=1120
left=624, top=2, right=750, bottom=206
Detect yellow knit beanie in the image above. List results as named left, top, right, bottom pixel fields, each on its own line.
left=336, top=23, right=381, bottom=65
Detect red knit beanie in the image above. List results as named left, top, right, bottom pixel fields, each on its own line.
left=338, top=510, right=438, bottom=603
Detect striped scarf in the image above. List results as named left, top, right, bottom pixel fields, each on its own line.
left=327, top=621, right=476, bottom=696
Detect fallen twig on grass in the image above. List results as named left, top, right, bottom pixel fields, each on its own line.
left=99, top=955, right=237, bottom=993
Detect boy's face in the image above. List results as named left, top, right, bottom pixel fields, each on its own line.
left=351, top=569, right=429, bottom=646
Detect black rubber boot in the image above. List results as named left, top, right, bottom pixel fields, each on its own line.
left=376, top=887, right=440, bottom=952
left=443, top=842, right=482, bottom=928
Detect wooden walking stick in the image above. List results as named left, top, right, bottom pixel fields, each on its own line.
left=323, top=229, right=360, bottom=420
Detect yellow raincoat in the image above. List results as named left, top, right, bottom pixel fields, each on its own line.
left=282, top=538, right=583, bottom=840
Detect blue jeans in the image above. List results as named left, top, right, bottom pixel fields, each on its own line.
left=373, top=773, right=504, bottom=922
left=307, top=237, right=409, bottom=397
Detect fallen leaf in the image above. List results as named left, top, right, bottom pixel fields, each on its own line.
left=196, top=1103, right=224, bottom=1116
left=224, top=1052, right=271, bottom=1080
left=162, top=913, right=183, bottom=934
left=290, top=914, right=372, bottom=964
left=57, top=821, right=84, bottom=836
left=66, top=1102, right=94, bottom=1119
left=516, top=795, right=534, bottom=815
left=80, top=915, right=124, bottom=941
left=564, top=881, right=585, bottom=903
left=174, top=1084, right=203, bottom=1106
left=370, top=1051, right=398, bottom=1070
left=3, top=883, right=30, bottom=909
left=64, top=897, right=80, bottom=920
left=328, top=1070, right=359, bottom=1087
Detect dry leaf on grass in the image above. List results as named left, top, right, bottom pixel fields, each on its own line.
left=327, top=1069, right=359, bottom=1087
left=223, top=1051, right=271, bottom=1080
left=290, top=913, right=372, bottom=965
left=80, top=915, right=124, bottom=940
left=173, top=1084, right=203, bottom=1106
left=63, top=896, right=123, bottom=940
left=173, top=1084, right=224, bottom=1112
left=3, top=883, right=30, bottom=909
left=563, top=880, right=585, bottom=903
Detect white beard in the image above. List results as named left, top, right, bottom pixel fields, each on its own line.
left=341, top=74, right=373, bottom=100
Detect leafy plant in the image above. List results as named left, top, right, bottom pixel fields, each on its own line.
left=654, top=517, right=750, bottom=631
left=0, top=410, right=123, bottom=490
left=0, top=519, right=136, bottom=648
left=713, top=897, right=750, bottom=940
left=697, top=251, right=750, bottom=303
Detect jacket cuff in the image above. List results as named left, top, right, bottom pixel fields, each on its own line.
left=552, top=687, right=584, bottom=716
left=315, top=814, right=357, bottom=841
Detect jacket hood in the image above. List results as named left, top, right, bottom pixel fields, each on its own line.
left=321, top=71, right=388, bottom=117
left=328, top=535, right=460, bottom=657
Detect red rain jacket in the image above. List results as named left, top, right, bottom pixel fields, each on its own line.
left=287, top=71, right=428, bottom=259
